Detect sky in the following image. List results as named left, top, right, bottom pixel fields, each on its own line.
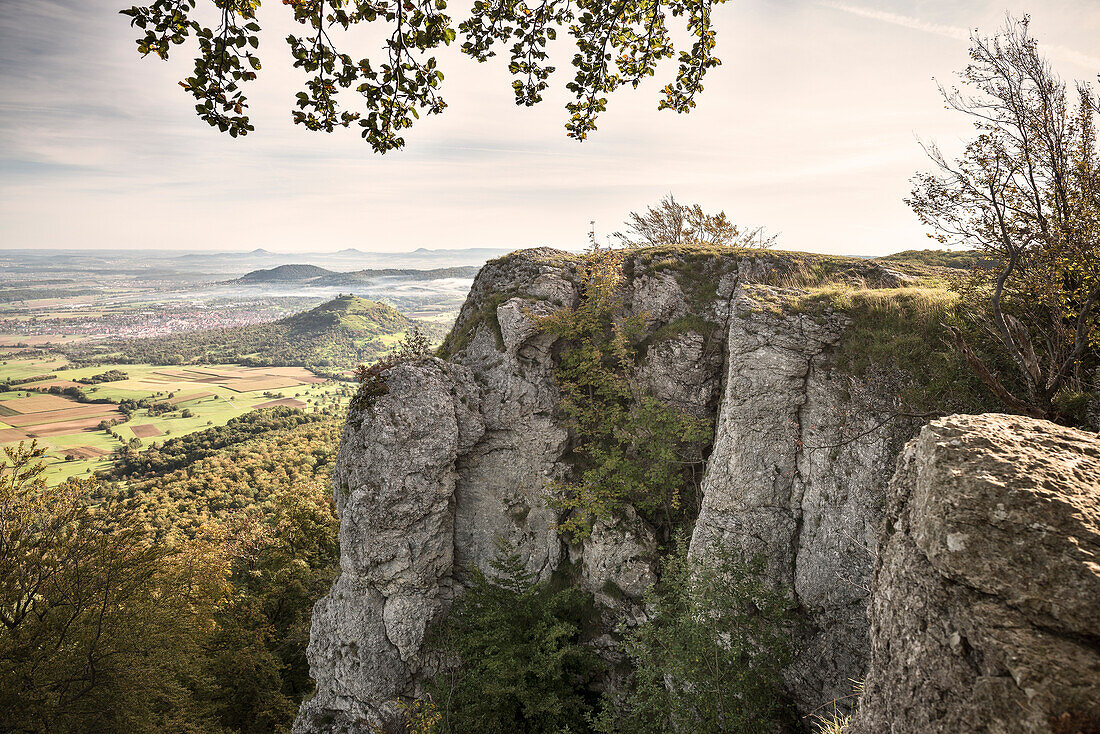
left=0, top=1, right=1098, bottom=256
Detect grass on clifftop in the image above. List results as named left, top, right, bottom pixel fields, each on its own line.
left=789, top=285, right=1003, bottom=414
left=439, top=246, right=1005, bottom=418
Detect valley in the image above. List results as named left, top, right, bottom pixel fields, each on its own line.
left=0, top=357, right=351, bottom=484
left=0, top=247, right=498, bottom=484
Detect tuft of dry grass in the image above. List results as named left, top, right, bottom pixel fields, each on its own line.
left=811, top=710, right=851, bottom=734
left=806, top=680, right=863, bottom=734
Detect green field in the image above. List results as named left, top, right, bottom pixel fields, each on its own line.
left=0, top=355, right=70, bottom=379
left=0, top=357, right=352, bottom=484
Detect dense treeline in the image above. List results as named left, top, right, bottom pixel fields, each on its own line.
left=75, top=368, right=128, bottom=384
left=1, top=413, right=342, bottom=734
left=110, top=407, right=328, bottom=479
left=2, top=442, right=226, bottom=733
left=0, top=287, right=99, bottom=302
left=61, top=296, right=442, bottom=372
left=110, top=413, right=340, bottom=538
left=0, top=373, right=58, bottom=390
left=31, top=383, right=114, bottom=404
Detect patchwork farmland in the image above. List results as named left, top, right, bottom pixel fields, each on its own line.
left=0, top=357, right=351, bottom=484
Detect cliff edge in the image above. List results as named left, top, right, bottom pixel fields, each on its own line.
left=293, top=247, right=962, bottom=732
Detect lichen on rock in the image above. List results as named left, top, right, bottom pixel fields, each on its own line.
left=851, top=414, right=1100, bottom=734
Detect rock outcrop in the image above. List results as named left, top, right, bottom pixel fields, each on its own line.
left=295, top=247, right=927, bottom=732
left=851, top=414, right=1100, bottom=734
left=690, top=286, right=918, bottom=713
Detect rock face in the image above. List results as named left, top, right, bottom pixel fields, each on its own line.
left=295, top=248, right=925, bottom=732
left=690, top=286, right=924, bottom=713
left=690, top=286, right=919, bottom=713
left=851, top=414, right=1100, bottom=734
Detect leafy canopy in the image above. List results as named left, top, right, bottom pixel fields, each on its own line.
left=120, top=0, right=729, bottom=149
left=908, top=16, right=1100, bottom=423
left=0, top=441, right=227, bottom=733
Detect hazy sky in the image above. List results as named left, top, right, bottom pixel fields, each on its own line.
left=1, top=1, right=1098, bottom=255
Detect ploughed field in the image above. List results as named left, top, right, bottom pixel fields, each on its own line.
left=0, top=356, right=349, bottom=484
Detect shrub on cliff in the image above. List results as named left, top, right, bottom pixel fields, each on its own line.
left=594, top=538, right=796, bottom=734
left=613, top=195, right=776, bottom=250
left=350, top=325, right=434, bottom=414
left=536, top=248, right=711, bottom=538
left=426, top=541, right=603, bottom=734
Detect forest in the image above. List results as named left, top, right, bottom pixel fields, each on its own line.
left=1, top=409, right=342, bottom=733
left=1, top=4, right=1097, bottom=734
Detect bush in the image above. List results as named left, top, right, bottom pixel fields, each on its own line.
left=594, top=536, right=795, bottom=734
left=349, top=326, right=434, bottom=414
left=426, top=540, right=604, bottom=734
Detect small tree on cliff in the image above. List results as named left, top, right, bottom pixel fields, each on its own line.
left=593, top=536, right=795, bottom=734
left=614, top=194, right=776, bottom=249
left=908, top=17, right=1100, bottom=422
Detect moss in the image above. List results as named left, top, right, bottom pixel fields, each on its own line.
left=635, top=314, right=717, bottom=359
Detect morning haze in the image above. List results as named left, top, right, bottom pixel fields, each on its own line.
left=1, top=3, right=1098, bottom=734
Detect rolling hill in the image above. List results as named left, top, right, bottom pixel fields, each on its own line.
left=235, top=264, right=337, bottom=283
left=229, top=264, right=481, bottom=286
left=62, top=296, right=440, bottom=373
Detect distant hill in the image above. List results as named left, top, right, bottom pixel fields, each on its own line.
left=235, top=264, right=337, bottom=283
left=229, top=264, right=480, bottom=286
left=874, top=249, right=998, bottom=276
left=62, top=296, right=441, bottom=373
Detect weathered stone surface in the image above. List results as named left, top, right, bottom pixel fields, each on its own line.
left=295, top=360, right=482, bottom=733
left=298, top=251, right=588, bottom=733
left=850, top=414, right=1100, bottom=734
left=575, top=506, right=658, bottom=621
left=689, top=286, right=920, bottom=715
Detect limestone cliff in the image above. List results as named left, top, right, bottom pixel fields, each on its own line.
left=690, top=286, right=919, bottom=713
left=294, top=247, right=927, bottom=732
left=850, top=414, right=1100, bottom=734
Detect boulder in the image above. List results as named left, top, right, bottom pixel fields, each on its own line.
left=851, top=414, right=1100, bottom=734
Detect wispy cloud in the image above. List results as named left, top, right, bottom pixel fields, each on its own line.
left=815, top=1, right=970, bottom=41
left=815, top=1, right=1100, bottom=70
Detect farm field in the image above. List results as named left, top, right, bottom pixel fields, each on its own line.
left=0, top=356, right=352, bottom=483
